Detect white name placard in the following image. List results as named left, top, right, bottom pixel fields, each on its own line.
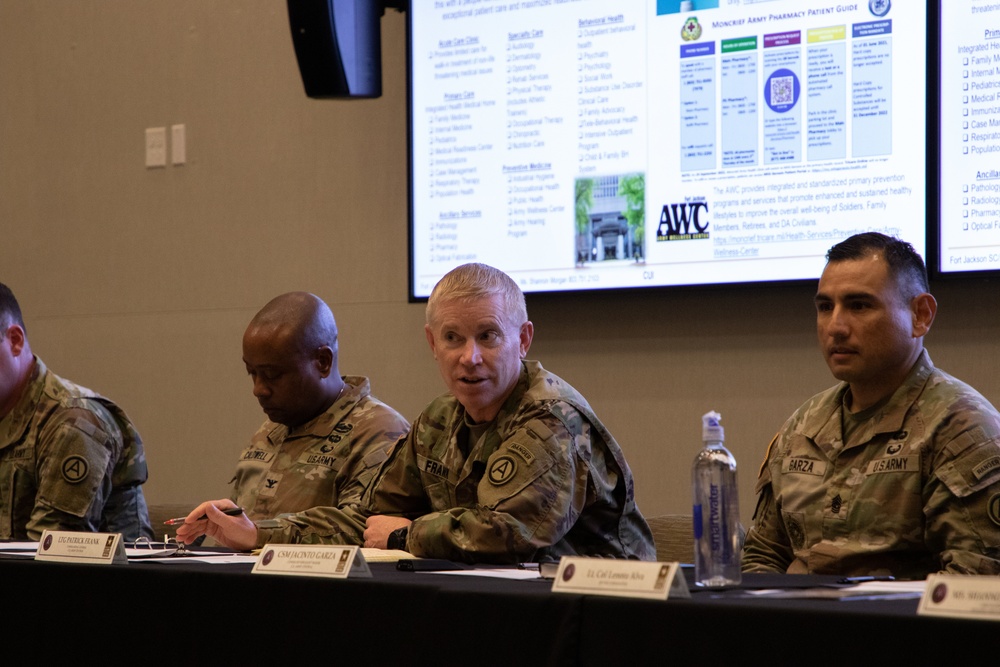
left=918, top=574, right=1000, bottom=621
left=252, top=544, right=372, bottom=579
left=551, top=558, right=690, bottom=600
left=35, top=531, right=126, bottom=565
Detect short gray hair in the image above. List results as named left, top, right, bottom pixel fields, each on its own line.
left=426, top=263, right=527, bottom=327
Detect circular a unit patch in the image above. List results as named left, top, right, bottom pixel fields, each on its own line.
left=488, top=456, right=517, bottom=486
left=61, top=455, right=89, bottom=484
left=988, top=492, right=1000, bottom=527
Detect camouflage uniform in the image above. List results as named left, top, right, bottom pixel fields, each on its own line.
left=237, top=376, right=408, bottom=542
left=0, top=357, right=152, bottom=541
left=367, top=360, right=654, bottom=563
left=743, top=351, right=1000, bottom=578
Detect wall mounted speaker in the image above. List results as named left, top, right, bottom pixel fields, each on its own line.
left=287, top=0, right=382, bottom=98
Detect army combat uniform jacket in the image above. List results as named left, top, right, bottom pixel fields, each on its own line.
left=0, top=357, right=152, bottom=540
left=743, top=351, right=1000, bottom=577
left=239, top=376, right=408, bottom=536
left=368, top=360, right=654, bottom=563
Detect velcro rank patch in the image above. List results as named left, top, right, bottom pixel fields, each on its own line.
left=259, top=472, right=282, bottom=497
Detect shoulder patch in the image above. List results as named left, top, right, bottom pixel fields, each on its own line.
left=61, top=455, right=90, bottom=484
left=974, top=456, right=1000, bottom=482
left=507, top=441, right=535, bottom=465
left=758, top=432, right=780, bottom=480
left=488, top=456, right=518, bottom=486
left=989, top=493, right=1000, bottom=527
left=936, top=438, right=1000, bottom=498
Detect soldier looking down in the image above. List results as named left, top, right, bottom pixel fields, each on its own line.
left=176, top=292, right=408, bottom=545
left=0, top=282, right=151, bottom=540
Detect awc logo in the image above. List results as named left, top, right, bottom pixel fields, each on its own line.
left=656, top=200, right=710, bottom=241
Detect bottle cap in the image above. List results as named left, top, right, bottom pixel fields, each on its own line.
left=702, top=410, right=724, bottom=442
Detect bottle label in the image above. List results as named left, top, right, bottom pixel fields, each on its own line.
left=692, top=504, right=702, bottom=539
left=709, top=483, right=722, bottom=552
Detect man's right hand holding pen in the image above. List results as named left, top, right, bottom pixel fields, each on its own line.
left=174, top=499, right=259, bottom=551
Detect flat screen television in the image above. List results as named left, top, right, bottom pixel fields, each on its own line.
left=935, top=0, right=1000, bottom=277
left=407, top=0, right=929, bottom=298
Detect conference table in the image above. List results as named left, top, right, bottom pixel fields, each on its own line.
left=1, top=552, right=991, bottom=665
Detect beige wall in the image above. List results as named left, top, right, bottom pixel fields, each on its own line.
left=2, top=2, right=998, bottom=526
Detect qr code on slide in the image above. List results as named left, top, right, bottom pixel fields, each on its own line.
left=771, top=76, right=793, bottom=105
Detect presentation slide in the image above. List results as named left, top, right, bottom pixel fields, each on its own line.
left=409, top=0, right=927, bottom=297
left=939, top=0, right=1000, bottom=275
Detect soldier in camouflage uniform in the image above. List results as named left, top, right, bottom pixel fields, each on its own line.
left=176, top=292, right=408, bottom=546
left=361, top=263, right=654, bottom=563
left=742, top=233, right=1000, bottom=577
left=0, top=283, right=152, bottom=541
left=232, top=375, right=408, bottom=525
left=363, top=358, right=655, bottom=562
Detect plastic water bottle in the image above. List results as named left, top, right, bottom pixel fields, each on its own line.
left=692, top=410, right=742, bottom=587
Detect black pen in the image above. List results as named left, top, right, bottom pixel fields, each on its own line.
left=163, top=506, right=245, bottom=525
left=838, top=575, right=896, bottom=584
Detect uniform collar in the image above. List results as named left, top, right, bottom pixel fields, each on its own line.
left=490, top=361, right=534, bottom=435
left=267, top=376, right=366, bottom=442
left=805, top=350, right=934, bottom=452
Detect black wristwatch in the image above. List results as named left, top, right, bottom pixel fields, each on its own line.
left=387, top=526, right=409, bottom=550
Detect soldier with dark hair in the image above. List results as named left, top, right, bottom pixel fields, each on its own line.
left=743, top=233, right=1000, bottom=577
left=0, top=282, right=152, bottom=540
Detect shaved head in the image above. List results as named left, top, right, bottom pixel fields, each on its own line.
left=242, top=292, right=343, bottom=428
left=247, top=291, right=339, bottom=358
